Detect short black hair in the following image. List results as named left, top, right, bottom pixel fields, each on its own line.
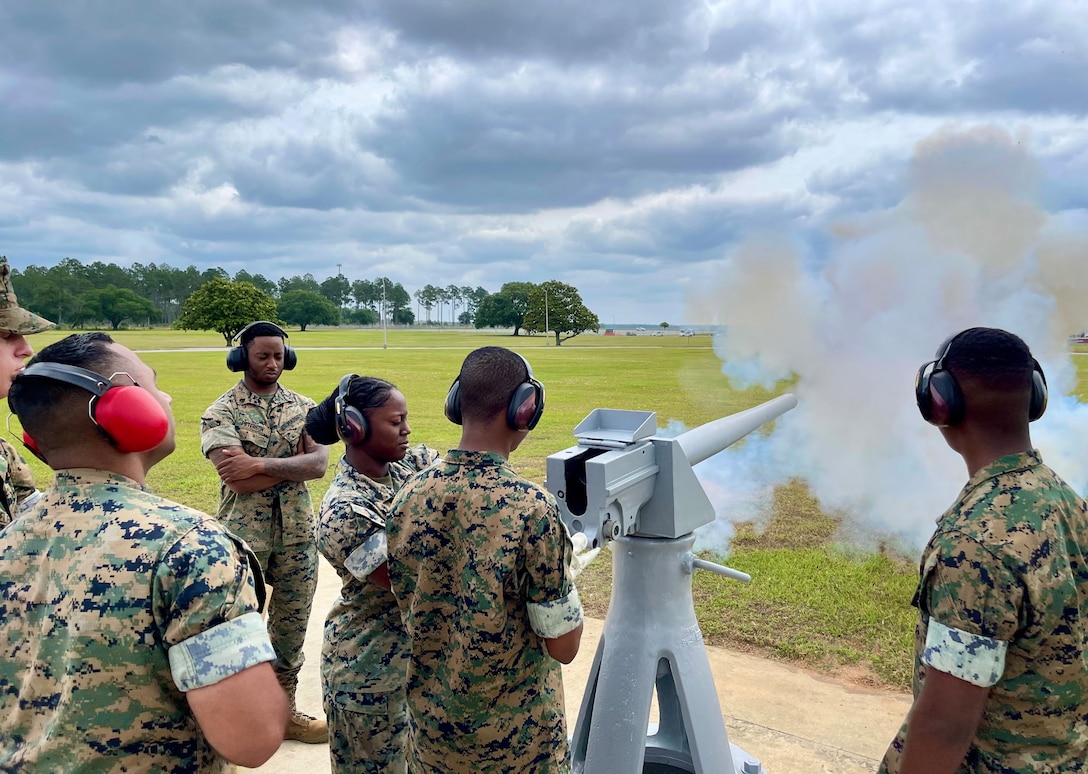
left=305, top=375, right=397, bottom=445
left=240, top=321, right=287, bottom=348
left=944, top=327, right=1034, bottom=393
left=9, top=332, right=119, bottom=444
left=457, top=347, right=529, bottom=424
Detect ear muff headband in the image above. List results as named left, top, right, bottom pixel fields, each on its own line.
left=227, top=321, right=297, bottom=372
left=915, top=330, right=1048, bottom=426
left=444, top=353, right=546, bottom=431
left=335, top=373, right=370, bottom=444
left=19, top=362, right=170, bottom=453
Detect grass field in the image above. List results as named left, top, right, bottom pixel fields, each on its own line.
left=16, top=327, right=1088, bottom=692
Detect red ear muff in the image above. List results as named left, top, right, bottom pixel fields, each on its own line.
left=21, top=431, right=46, bottom=463
left=94, top=385, right=170, bottom=453
left=18, top=363, right=170, bottom=454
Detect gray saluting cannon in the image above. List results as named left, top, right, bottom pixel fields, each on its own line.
left=546, top=395, right=799, bottom=774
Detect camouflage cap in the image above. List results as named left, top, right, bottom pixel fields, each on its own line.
left=0, top=260, right=55, bottom=335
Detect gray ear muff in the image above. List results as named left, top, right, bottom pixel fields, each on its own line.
left=335, top=373, right=369, bottom=443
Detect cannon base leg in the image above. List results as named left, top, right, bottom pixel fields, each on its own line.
left=570, top=534, right=765, bottom=774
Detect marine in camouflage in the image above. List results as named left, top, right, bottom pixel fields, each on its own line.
left=0, top=257, right=54, bottom=527
left=317, top=444, right=438, bottom=774
left=880, top=450, right=1088, bottom=773
left=387, top=450, right=584, bottom=774
left=0, top=435, right=37, bottom=526
left=200, top=381, right=317, bottom=552
left=0, top=468, right=275, bottom=772
left=0, top=259, right=55, bottom=336
left=201, top=380, right=319, bottom=690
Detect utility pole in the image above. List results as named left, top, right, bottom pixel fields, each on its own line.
left=544, top=286, right=550, bottom=347
left=382, top=278, right=388, bottom=350
left=337, top=264, right=344, bottom=318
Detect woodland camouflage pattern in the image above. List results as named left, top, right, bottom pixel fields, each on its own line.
left=317, top=445, right=438, bottom=774
left=880, top=450, right=1088, bottom=773
left=201, top=381, right=318, bottom=691
left=387, top=450, right=583, bottom=774
left=0, top=468, right=274, bottom=773
left=0, top=436, right=36, bottom=526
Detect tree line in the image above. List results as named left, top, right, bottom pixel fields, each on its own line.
left=7, top=258, right=600, bottom=345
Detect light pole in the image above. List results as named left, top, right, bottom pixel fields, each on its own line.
left=337, top=264, right=344, bottom=319
left=544, top=286, right=550, bottom=347
left=381, top=278, right=388, bottom=350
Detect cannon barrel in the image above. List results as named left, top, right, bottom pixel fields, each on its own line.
left=675, top=394, right=798, bottom=467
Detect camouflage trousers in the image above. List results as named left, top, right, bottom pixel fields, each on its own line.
left=325, top=687, right=407, bottom=774
left=253, top=542, right=318, bottom=697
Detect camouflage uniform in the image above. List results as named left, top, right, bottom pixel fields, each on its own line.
left=200, top=381, right=319, bottom=701
left=0, top=468, right=275, bottom=772
left=317, top=445, right=438, bottom=774
left=880, top=450, right=1088, bottom=773
left=0, top=258, right=55, bottom=526
left=0, top=435, right=37, bottom=526
left=387, top=450, right=584, bottom=774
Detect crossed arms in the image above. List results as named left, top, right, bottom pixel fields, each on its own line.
left=209, top=432, right=328, bottom=494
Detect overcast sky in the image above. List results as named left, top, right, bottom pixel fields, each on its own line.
left=1, top=1, right=1085, bottom=324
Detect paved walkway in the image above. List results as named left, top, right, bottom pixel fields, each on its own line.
left=243, top=556, right=911, bottom=773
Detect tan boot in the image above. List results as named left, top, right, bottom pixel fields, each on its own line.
left=284, top=709, right=328, bottom=744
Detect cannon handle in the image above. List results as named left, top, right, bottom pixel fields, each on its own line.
left=683, top=553, right=751, bottom=584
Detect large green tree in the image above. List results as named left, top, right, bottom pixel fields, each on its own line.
left=234, top=269, right=278, bottom=298
left=80, top=286, right=160, bottom=330
left=523, top=280, right=599, bottom=346
left=320, top=274, right=351, bottom=310
left=175, top=278, right=280, bottom=343
left=474, top=281, right=536, bottom=335
left=278, top=290, right=339, bottom=331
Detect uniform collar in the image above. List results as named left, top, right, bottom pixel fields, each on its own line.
left=231, top=379, right=285, bottom=408
left=53, top=468, right=147, bottom=491
left=962, top=449, right=1042, bottom=497
left=336, top=456, right=392, bottom=495
left=443, top=449, right=507, bottom=468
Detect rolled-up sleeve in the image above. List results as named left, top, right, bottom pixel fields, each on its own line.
left=524, top=493, right=584, bottom=639
left=168, top=612, right=276, bottom=691
left=528, top=586, right=583, bottom=639
left=156, top=522, right=274, bottom=691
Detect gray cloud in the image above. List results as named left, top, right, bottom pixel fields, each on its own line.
left=1, top=0, right=1087, bottom=323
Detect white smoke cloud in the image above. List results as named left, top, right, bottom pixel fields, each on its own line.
left=691, top=125, right=1088, bottom=553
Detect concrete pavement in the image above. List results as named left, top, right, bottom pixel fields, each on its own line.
left=244, top=556, right=911, bottom=773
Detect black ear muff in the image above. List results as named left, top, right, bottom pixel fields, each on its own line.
left=226, top=344, right=247, bottom=372
left=915, top=331, right=967, bottom=427
left=19, top=363, right=170, bottom=453
left=1029, top=358, right=1048, bottom=422
left=444, top=352, right=545, bottom=430
left=916, top=329, right=1047, bottom=426
left=227, top=321, right=297, bottom=372
left=444, top=378, right=463, bottom=425
left=507, top=354, right=545, bottom=431
left=335, top=373, right=369, bottom=443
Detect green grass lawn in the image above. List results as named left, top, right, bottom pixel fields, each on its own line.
left=16, top=327, right=1088, bottom=692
